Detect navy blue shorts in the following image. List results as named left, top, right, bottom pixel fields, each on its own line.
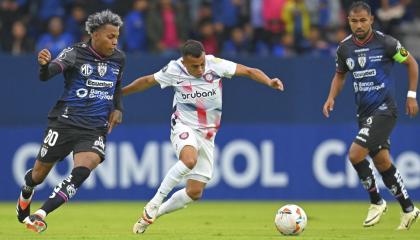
left=37, top=121, right=107, bottom=163
left=354, top=109, right=396, bottom=158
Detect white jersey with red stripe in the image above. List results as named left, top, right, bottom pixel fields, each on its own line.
left=154, top=55, right=237, bottom=137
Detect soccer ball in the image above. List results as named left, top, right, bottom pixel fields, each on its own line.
left=274, top=204, right=307, bottom=235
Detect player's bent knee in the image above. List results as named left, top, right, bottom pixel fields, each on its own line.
left=181, top=158, right=197, bottom=169
left=186, top=188, right=203, bottom=200
left=348, top=144, right=368, bottom=164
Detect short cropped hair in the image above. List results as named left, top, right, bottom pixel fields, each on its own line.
left=349, top=1, right=372, bottom=15
left=85, top=10, right=123, bottom=34
left=181, top=40, right=205, bottom=58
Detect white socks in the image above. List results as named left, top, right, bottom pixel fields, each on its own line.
left=157, top=188, right=193, bottom=218
left=34, top=209, right=47, bottom=219
left=150, top=161, right=191, bottom=205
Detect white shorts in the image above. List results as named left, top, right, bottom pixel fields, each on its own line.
left=170, top=122, right=215, bottom=183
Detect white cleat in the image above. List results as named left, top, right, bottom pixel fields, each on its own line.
left=397, top=206, right=420, bottom=230
left=132, top=203, right=160, bottom=234
left=363, top=200, right=387, bottom=227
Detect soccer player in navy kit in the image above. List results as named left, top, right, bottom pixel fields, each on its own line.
left=16, top=10, right=125, bottom=233
left=323, top=2, right=419, bottom=230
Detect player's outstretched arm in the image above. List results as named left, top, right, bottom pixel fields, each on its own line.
left=122, top=74, right=158, bottom=96
left=402, top=55, right=419, bottom=117
left=234, top=64, right=284, bottom=91
left=38, top=49, right=62, bottom=81
left=322, top=72, right=346, bottom=118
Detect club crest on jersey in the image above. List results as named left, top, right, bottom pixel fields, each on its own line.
left=203, top=71, right=218, bottom=83
left=179, top=132, right=189, bottom=140
left=346, top=58, right=354, bottom=70
left=97, top=63, right=107, bottom=77
left=358, top=54, right=366, bottom=68
left=80, top=64, right=93, bottom=76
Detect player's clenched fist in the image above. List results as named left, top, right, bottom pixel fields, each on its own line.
left=269, top=78, right=284, bottom=91
left=38, top=49, right=51, bottom=65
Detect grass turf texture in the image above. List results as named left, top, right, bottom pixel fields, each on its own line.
left=0, top=201, right=418, bottom=240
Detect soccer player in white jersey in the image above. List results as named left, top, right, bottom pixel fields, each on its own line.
left=122, top=40, right=284, bottom=234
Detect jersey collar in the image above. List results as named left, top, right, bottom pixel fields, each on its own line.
left=87, top=40, right=107, bottom=60
left=352, top=31, right=374, bottom=47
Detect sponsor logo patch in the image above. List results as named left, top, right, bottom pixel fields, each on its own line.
left=182, top=89, right=217, bottom=99
left=80, top=64, right=93, bottom=77
left=76, top=88, right=88, bottom=98
left=353, top=69, right=376, bottom=79
left=86, top=79, right=114, bottom=88
left=358, top=127, right=370, bottom=137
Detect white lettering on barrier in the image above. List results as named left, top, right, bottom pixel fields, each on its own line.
left=12, top=140, right=287, bottom=189
left=12, top=139, right=420, bottom=190
left=396, top=151, right=420, bottom=188
left=119, top=141, right=160, bottom=188
left=313, top=139, right=420, bottom=189
left=220, top=140, right=260, bottom=188
left=261, top=140, right=288, bottom=187
left=313, top=139, right=348, bottom=188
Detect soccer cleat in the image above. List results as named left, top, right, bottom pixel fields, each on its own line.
left=397, top=206, right=420, bottom=230
left=16, top=187, right=34, bottom=223
left=363, top=200, right=387, bottom=227
left=132, top=203, right=160, bottom=234
left=24, top=214, right=47, bottom=233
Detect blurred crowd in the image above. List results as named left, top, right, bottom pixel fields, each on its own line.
left=1, top=0, right=420, bottom=58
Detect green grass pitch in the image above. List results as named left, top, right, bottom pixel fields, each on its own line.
left=0, top=201, right=418, bottom=240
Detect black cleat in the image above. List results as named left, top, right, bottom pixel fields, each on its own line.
left=16, top=187, right=34, bottom=223
left=24, top=214, right=47, bottom=233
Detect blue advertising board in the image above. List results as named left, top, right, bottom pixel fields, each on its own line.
left=1, top=124, right=419, bottom=201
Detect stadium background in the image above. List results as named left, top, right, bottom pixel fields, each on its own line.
left=1, top=0, right=420, bottom=202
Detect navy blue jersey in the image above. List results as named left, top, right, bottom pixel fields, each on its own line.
left=41, top=41, right=125, bottom=131
left=336, top=30, right=407, bottom=118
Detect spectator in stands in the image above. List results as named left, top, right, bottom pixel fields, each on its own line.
left=306, top=25, right=331, bottom=56
left=376, top=0, right=413, bottom=38
left=0, top=0, right=28, bottom=50
left=66, top=5, right=87, bottom=42
left=124, top=0, right=148, bottom=52
left=262, top=0, right=286, bottom=45
left=197, top=19, right=218, bottom=55
left=272, top=33, right=296, bottom=57
left=36, top=16, right=74, bottom=58
left=282, top=0, right=311, bottom=53
left=221, top=26, right=252, bottom=56
left=191, top=1, right=213, bottom=37
left=2, top=20, right=34, bottom=55
left=146, top=0, right=188, bottom=55
left=35, top=0, right=66, bottom=23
